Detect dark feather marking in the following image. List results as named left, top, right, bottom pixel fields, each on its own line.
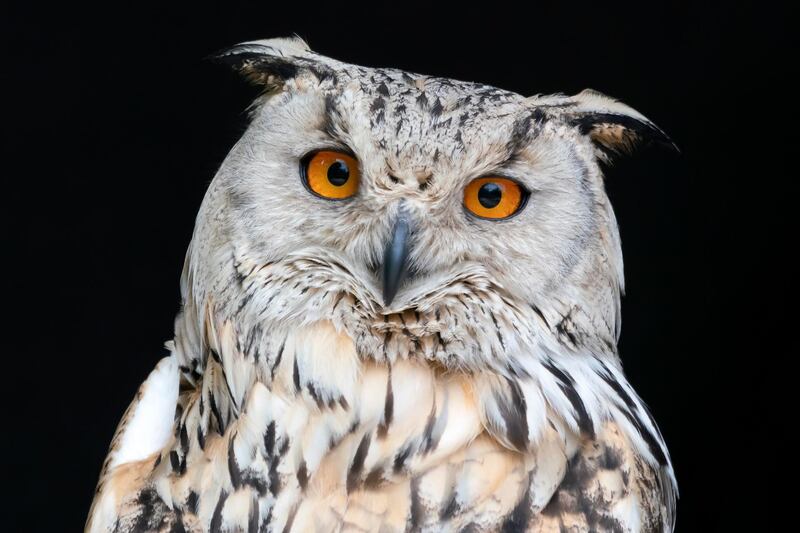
left=242, top=471, right=268, bottom=497
left=313, top=65, right=338, bottom=86
left=170, top=509, right=187, bottom=533
left=264, top=421, right=276, bottom=457
left=435, top=332, right=448, bottom=350
left=209, top=490, right=228, bottom=533
left=306, top=382, right=324, bottom=408
left=292, top=357, right=300, bottom=393
left=430, top=97, right=444, bottom=117
left=599, top=366, right=636, bottom=410
left=559, top=383, right=594, bottom=438
left=279, top=436, right=290, bottom=457
left=330, top=293, right=345, bottom=314
left=621, top=409, right=668, bottom=466
left=555, top=315, right=579, bottom=346
left=269, top=460, right=281, bottom=495
left=296, top=460, right=309, bottom=490
left=347, top=434, right=371, bottom=492
left=132, top=488, right=169, bottom=532
left=364, top=465, right=384, bottom=489
left=234, top=291, right=255, bottom=317
left=542, top=454, right=587, bottom=516
left=377, top=367, right=394, bottom=438
left=501, top=472, right=533, bottom=532
left=497, top=379, right=529, bottom=451
left=263, top=508, right=273, bottom=533
left=209, top=393, right=225, bottom=435
left=217, top=50, right=299, bottom=84
left=409, top=477, right=423, bottom=529
left=169, top=450, right=181, bottom=473
left=544, top=360, right=593, bottom=436
left=542, top=359, right=572, bottom=386
left=506, top=113, right=533, bottom=159
left=393, top=442, right=413, bottom=473
left=338, top=396, right=350, bottom=410
left=370, top=96, right=386, bottom=124
left=599, top=446, right=623, bottom=470
left=242, top=322, right=261, bottom=359
left=529, top=303, right=550, bottom=328
left=228, top=435, right=243, bottom=489
left=382, top=331, right=392, bottom=359
left=421, top=404, right=441, bottom=453
left=179, top=424, right=189, bottom=454
left=531, top=107, right=549, bottom=125
left=196, top=425, right=206, bottom=451
left=543, top=450, right=626, bottom=532
left=440, top=491, right=459, bottom=521
left=568, top=112, right=673, bottom=150
left=271, top=337, right=285, bottom=379
left=322, top=94, right=345, bottom=139
left=489, top=310, right=506, bottom=351
left=248, top=493, right=260, bottom=533
left=185, top=491, right=199, bottom=515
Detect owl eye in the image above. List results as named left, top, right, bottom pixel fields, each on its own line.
left=301, top=150, right=361, bottom=200
left=463, top=177, right=527, bottom=219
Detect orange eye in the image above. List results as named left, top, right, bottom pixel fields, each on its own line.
left=301, top=150, right=360, bottom=200
left=463, top=177, right=526, bottom=219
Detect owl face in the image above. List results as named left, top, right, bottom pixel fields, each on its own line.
left=188, top=38, right=670, bottom=369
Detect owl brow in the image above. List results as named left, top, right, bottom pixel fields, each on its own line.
left=503, top=111, right=542, bottom=164
left=320, top=94, right=349, bottom=141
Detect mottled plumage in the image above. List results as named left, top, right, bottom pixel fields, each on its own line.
left=87, top=37, right=676, bottom=532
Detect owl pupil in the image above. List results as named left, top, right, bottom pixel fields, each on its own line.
left=478, top=182, right=502, bottom=208
left=327, top=161, right=350, bottom=186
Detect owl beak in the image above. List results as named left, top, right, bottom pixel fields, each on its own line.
left=382, top=213, right=411, bottom=306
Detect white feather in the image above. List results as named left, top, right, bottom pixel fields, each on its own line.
left=109, top=355, right=178, bottom=468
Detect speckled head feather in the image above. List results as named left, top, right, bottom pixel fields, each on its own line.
left=87, top=36, right=677, bottom=533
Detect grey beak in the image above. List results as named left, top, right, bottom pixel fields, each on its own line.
left=382, top=213, right=411, bottom=306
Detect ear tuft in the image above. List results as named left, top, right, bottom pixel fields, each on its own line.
left=566, top=89, right=678, bottom=160
left=210, top=36, right=324, bottom=89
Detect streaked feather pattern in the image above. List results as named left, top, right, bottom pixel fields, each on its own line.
left=89, top=314, right=673, bottom=532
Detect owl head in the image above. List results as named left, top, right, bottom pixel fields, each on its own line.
left=179, top=36, right=672, bottom=374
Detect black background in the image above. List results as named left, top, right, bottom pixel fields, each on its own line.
left=5, top=2, right=791, bottom=531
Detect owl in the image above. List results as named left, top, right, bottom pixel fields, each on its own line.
left=86, top=37, right=676, bottom=532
